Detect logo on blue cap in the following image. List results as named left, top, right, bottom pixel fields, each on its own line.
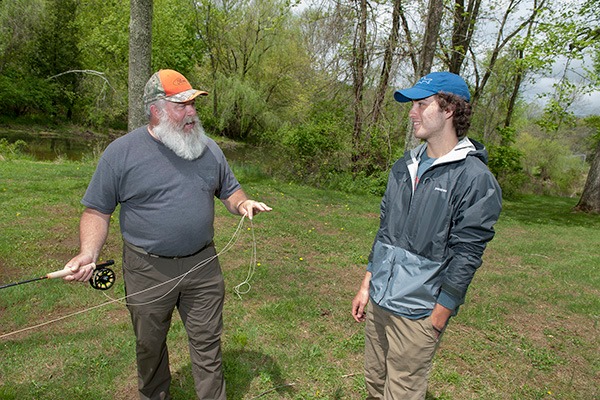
left=394, top=72, right=471, bottom=103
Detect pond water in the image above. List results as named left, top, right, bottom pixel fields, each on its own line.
left=0, top=129, right=112, bottom=161
left=0, top=129, right=260, bottom=164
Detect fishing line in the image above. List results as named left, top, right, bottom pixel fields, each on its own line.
left=233, top=218, right=256, bottom=299
left=1, top=215, right=258, bottom=340
left=106, top=213, right=248, bottom=307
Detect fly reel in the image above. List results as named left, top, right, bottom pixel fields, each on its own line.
left=89, top=260, right=116, bottom=290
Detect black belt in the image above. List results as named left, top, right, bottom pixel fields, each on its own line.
left=124, top=240, right=213, bottom=260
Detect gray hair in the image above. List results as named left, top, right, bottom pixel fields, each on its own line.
left=145, top=99, right=167, bottom=119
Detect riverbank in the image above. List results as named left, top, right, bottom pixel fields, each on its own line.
left=0, top=122, right=255, bottom=163
left=0, top=122, right=123, bottom=161
left=0, top=120, right=125, bottom=140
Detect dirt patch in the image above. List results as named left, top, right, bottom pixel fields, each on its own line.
left=113, top=371, right=140, bottom=400
left=0, top=258, right=21, bottom=283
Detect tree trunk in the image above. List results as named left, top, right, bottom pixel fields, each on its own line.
left=418, top=0, right=443, bottom=78
left=404, top=0, right=443, bottom=151
left=128, top=0, right=153, bottom=132
left=351, top=0, right=368, bottom=166
left=575, top=144, right=600, bottom=213
left=503, top=64, right=522, bottom=129
left=448, top=0, right=481, bottom=74
left=371, top=0, right=402, bottom=125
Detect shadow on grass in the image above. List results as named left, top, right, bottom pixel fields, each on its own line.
left=171, top=349, right=292, bottom=399
left=502, top=195, right=600, bottom=228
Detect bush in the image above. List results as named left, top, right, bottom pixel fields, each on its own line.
left=277, top=112, right=351, bottom=185
left=517, top=132, right=588, bottom=197
left=487, top=126, right=526, bottom=199
left=324, top=169, right=389, bottom=197
left=0, top=73, right=57, bottom=118
left=0, top=138, right=29, bottom=160
left=207, top=75, right=282, bottom=141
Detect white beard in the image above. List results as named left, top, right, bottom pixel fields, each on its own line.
left=153, top=113, right=208, bottom=160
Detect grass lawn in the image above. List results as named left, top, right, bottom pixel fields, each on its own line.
left=0, top=159, right=598, bottom=399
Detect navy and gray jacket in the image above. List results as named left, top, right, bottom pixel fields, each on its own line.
left=367, top=137, right=502, bottom=319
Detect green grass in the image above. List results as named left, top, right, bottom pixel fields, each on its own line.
left=1, top=159, right=599, bottom=399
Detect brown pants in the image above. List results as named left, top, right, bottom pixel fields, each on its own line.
left=364, top=302, right=444, bottom=400
left=123, top=243, right=226, bottom=400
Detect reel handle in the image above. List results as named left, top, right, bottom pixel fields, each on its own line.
left=46, top=260, right=115, bottom=279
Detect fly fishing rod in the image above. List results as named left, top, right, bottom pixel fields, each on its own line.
left=0, top=260, right=116, bottom=291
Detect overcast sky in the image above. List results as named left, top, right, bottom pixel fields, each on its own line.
left=524, top=80, right=600, bottom=116
left=522, top=56, right=600, bottom=116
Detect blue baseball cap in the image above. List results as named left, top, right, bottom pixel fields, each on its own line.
left=394, top=72, right=471, bottom=103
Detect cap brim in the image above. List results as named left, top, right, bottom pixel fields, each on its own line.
left=394, top=88, right=437, bottom=103
left=165, top=89, right=209, bottom=103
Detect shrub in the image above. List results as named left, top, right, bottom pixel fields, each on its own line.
left=487, top=126, right=526, bottom=199
left=0, top=74, right=56, bottom=118
left=277, top=113, right=351, bottom=184
left=0, top=138, right=29, bottom=160
left=517, top=132, right=588, bottom=197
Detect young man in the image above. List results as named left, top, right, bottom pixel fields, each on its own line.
left=352, top=72, right=502, bottom=399
left=62, top=69, right=271, bottom=399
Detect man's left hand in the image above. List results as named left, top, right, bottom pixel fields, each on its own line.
left=431, top=303, right=452, bottom=337
left=238, top=199, right=272, bottom=220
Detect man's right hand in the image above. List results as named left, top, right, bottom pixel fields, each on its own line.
left=62, top=255, right=96, bottom=283
left=351, top=271, right=372, bottom=322
left=351, top=288, right=369, bottom=322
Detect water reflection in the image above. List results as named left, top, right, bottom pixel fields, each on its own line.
left=0, top=130, right=112, bottom=161
left=0, top=129, right=260, bottom=165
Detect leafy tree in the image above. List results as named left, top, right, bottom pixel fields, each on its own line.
left=470, top=52, right=527, bottom=141
left=0, top=0, right=81, bottom=120
left=194, top=0, right=307, bottom=140
left=370, top=0, right=402, bottom=127
left=31, top=0, right=82, bottom=120
left=76, top=0, right=129, bottom=127
left=446, top=0, right=482, bottom=74
left=535, top=80, right=578, bottom=136
left=534, top=0, right=600, bottom=210
left=153, top=0, right=204, bottom=75
left=0, top=0, right=44, bottom=75
left=1, top=0, right=599, bottom=202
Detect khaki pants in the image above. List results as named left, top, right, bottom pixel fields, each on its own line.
left=364, top=302, right=443, bottom=400
left=123, top=243, right=226, bottom=400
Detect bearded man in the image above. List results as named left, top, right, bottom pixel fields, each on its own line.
left=62, top=69, right=271, bottom=400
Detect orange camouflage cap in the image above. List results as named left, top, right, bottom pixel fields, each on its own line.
left=143, top=69, right=208, bottom=104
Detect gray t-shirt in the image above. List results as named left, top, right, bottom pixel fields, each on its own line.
left=417, top=151, right=436, bottom=181
left=82, top=126, right=241, bottom=257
